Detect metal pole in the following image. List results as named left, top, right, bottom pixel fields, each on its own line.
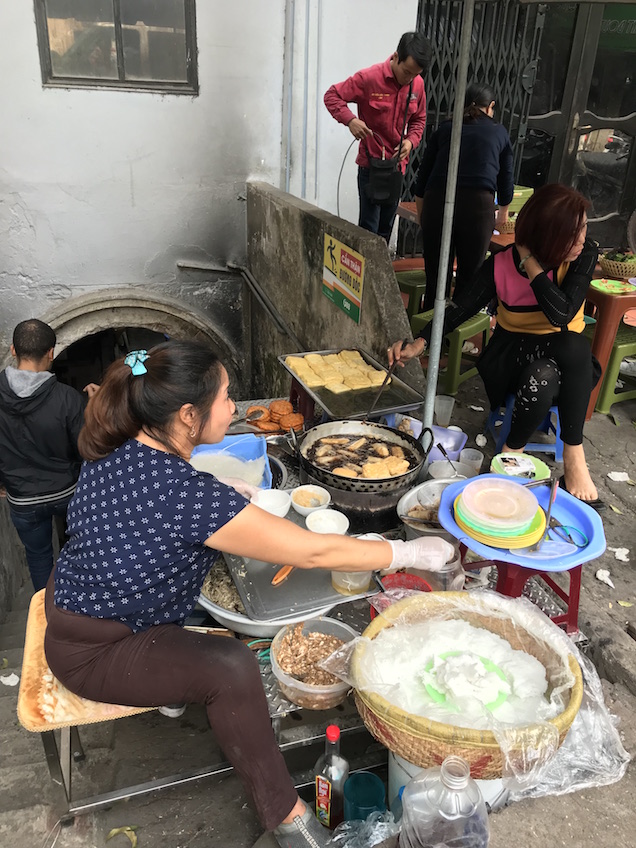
left=421, top=0, right=476, bottom=429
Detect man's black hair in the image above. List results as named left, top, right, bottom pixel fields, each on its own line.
left=396, top=31, right=432, bottom=71
left=12, top=319, right=56, bottom=360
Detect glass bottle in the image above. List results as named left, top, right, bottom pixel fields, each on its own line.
left=399, top=755, right=489, bottom=848
left=314, top=724, right=349, bottom=829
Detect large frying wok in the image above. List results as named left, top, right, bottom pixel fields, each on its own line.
left=292, top=420, right=433, bottom=533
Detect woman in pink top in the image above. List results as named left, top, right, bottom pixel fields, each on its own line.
left=389, top=184, right=604, bottom=510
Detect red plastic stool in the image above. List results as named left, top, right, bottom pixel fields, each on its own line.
left=461, top=548, right=582, bottom=635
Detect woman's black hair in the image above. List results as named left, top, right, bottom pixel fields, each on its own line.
left=79, top=340, right=224, bottom=460
left=464, top=83, right=496, bottom=121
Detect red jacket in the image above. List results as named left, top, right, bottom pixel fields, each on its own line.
left=324, top=58, right=427, bottom=173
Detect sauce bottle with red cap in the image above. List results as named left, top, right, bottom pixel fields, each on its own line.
left=314, top=724, right=349, bottom=829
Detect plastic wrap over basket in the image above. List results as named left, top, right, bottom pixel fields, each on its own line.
left=347, top=591, right=583, bottom=781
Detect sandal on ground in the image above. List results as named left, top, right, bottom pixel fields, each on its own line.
left=558, top=476, right=607, bottom=512
left=270, top=807, right=330, bottom=848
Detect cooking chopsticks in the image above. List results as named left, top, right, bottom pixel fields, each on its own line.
left=363, top=337, right=409, bottom=421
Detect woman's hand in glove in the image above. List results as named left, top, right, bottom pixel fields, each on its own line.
left=387, top=537, right=457, bottom=572
left=216, top=476, right=260, bottom=500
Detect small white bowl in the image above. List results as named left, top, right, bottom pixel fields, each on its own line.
left=250, top=489, right=291, bottom=518
left=305, top=508, right=350, bottom=535
left=290, top=485, right=331, bottom=517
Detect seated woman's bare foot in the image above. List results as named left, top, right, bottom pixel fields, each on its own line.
left=502, top=444, right=525, bottom=454
left=562, top=443, right=598, bottom=501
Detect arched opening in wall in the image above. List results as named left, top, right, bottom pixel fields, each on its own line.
left=30, top=287, right=246, bottom=397
left=53, top=327, right=167, bottom=391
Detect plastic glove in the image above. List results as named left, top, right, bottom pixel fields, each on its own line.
left=388, top=537, right=456, bottom=572
left=216, top=476, right=260, bottom=500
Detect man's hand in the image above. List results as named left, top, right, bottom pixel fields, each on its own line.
left=348, top=118, right=373, bottom=140
left=395, top=138, right=413, bottom=162
left=83, top=383, right=100, bottom=398
left=387, top=338, right=425, bottom=368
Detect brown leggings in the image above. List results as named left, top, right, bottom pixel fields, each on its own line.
left=43, top=585, right=297, bottom=831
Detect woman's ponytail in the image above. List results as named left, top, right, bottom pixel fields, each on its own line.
left=79, top=359, right=142, bottom=460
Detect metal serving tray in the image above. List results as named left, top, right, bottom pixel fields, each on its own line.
left=224, top=508, right=381, bottom=621
left=278, top=348, right=423, bottom=421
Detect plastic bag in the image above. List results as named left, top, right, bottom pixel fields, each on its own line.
left=506, top=649, right=630, bottom=798
left=327, top=810, right=400, bottom=848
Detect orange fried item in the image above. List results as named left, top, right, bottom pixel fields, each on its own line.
left=254, top=419, right=281, bottom=432
left=246, top=405, right=270, bottom=422
left=279, top=412, right=304, bottom=432
left=269, top=399, right=293, bottom=417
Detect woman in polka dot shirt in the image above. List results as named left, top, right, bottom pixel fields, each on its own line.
left=44, top=339, right=453, bottom=848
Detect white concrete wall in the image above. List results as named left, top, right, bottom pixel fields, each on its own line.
left=0, top=0, right=419, bottom=338
left=0, top=1, right=286, bottom=331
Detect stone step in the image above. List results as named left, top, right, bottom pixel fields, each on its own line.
left=0, top=629, right=25, bottom=652
left=3, top=607, right=29, bottom=628
left=0, top=646, right=24, bottom=672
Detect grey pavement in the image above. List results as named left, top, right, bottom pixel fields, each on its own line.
left=1, top=376, right=635, bottom=848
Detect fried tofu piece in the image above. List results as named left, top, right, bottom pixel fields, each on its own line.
left=333, top=466, right=359, bottom=478
left=361, top=461, right=392, bottom=479
left=342, top=374, right=372, bottom=390
left=304, top=354, right=325, bottom=369
left=339, top=349, right=366, bottom=367
left=386, top=456, right=409, bottom=476
left=325, top=381, right=350, bottom=394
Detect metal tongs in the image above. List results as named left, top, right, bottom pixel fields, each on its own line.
left=363, top=338, right=408, bottom=421
left=527, top=477, right=558, bottom=553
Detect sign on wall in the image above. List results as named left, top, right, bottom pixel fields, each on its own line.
left=322, top=234, right=365, bottom=324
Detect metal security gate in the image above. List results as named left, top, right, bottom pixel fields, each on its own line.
left=398, top=0, right=545, bottom=255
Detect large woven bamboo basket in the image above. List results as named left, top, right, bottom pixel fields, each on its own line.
left=352, top=593, right=583, bottom=780
left=599, top=255, right=636, bottom=280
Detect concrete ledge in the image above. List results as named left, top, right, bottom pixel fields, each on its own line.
left=246, top=181, right=424, bottom=399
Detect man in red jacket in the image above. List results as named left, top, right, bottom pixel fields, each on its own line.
left=324, top=32, right=431, bottom=242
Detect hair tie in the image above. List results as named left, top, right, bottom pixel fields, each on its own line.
left=124, top=350, right=149, bottom=376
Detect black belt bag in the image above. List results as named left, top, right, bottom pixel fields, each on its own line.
left=365, top=82, right=412, bottom=207
left=365, top=158, right=403, bottom=206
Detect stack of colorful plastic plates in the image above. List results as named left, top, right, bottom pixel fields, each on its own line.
left=452, top=478, right=545, bottom=549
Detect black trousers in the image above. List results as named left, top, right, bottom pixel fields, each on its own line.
left=505, top=331, right=599, bottom=448
left=421, top=187, right=495, bottom=311
left=43, top=584, right=297, bottom=831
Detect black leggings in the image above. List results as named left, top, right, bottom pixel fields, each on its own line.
left=421, top=187, right=494, bottom=311
left=506, top=331, right=597, bottom=448
left=43, top=584, right=297, bottom=831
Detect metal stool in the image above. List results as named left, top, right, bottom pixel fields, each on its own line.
left=411, top=309, right=491, bottom=395
left=486, top=394, right=564, bottom=462
left=593, top=322, right=636, bottom=414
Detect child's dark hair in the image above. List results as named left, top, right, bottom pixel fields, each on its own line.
left=464, top=83, right=496, bottom=121
left=12, top=319, right=56, bottom=360
left=79, top=340, right=223, bottom=460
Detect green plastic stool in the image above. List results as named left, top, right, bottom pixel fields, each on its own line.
left=594, top=322, right=636, bottom=414
left=395, top=270, right=427, bottom=323
left=410, top=309, right=491, bottom=395
left=507, top=185, right=534, bottom=214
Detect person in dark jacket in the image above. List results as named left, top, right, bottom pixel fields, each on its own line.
left=416, top=82, right=514, bottom=310
left=0, top=319, right=98, bottom=590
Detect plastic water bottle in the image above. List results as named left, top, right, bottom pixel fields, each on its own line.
left=314, top=724, right=349, bottom=829
left=398, top=755, right=489, bottom=848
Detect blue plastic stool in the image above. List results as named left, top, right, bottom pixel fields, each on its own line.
left=486, top=395, right=564, bottom=462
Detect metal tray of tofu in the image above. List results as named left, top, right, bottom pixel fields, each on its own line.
left=224, top=508, right=382, bottom=621
left=278, top=348, right=424, bottom=420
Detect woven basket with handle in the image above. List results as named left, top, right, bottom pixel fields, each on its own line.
left=599, top=255, right=636, bottom=280
left=352, top=593, right=583, bottom=780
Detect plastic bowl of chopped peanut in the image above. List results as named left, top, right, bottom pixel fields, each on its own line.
left=270, top=617, right=358, bottom=709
